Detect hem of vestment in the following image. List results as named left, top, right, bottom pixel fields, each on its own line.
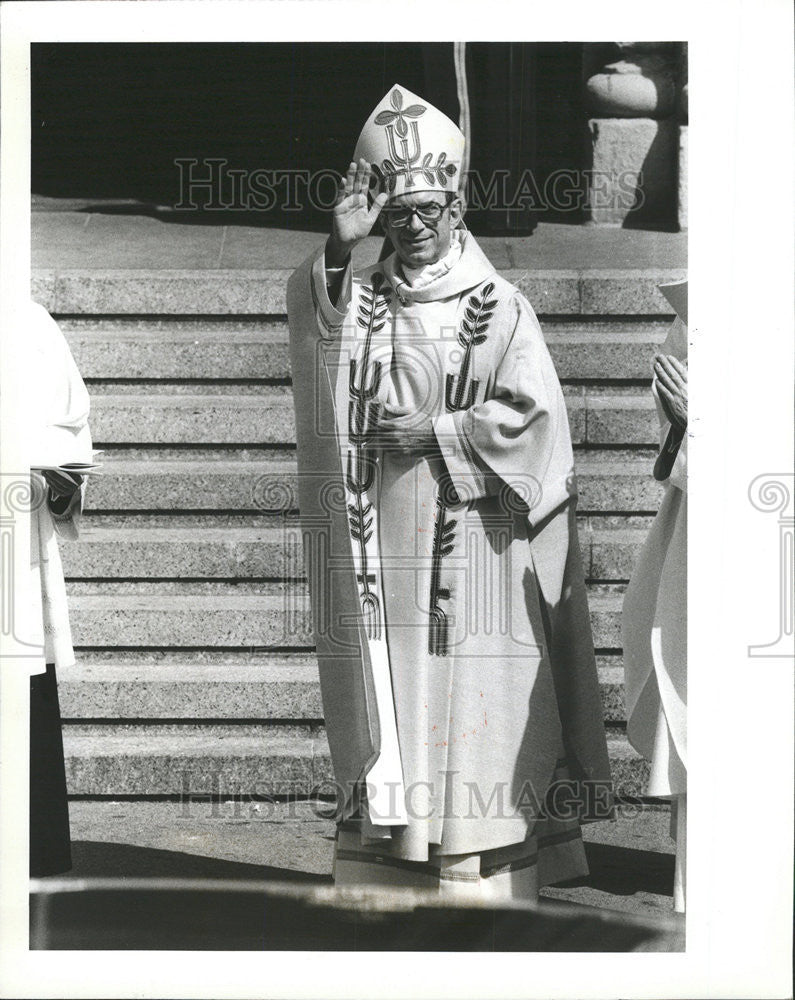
left=332, top=823, right=588, bottom=898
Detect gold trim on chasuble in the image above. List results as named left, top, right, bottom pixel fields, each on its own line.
left=429, top=280, right=498, bottom=656
left=340, top=272, right=407, bottom=825
left=347, top=274, right=389, bottom=640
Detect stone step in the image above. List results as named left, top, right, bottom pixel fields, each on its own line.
left=86, top=390, right=658, bottom=447
left=606, top=735, right=651, bottom=799
left=61, top=520, right=646, bottom=582
left=83, top=453, right=663, bottom=514
left=89, top=392, right=293, bottom=446
left=62, top=725, right=319, bottom=797
left=61, top=725, right=645, bottom=797
left=57, top=656, right=627, bottom=723
left=544, top=325, right=668, bottom=381
left=62, top=319, right=670, bottom=382
left=67, top=590, right=624, bottom=649
left=36, top=266, right=685, bottom=316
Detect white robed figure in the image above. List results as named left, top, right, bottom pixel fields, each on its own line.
left=24, top=301, right=93, bottom=876
left=287, top=86, right=613, bottom=899
left=622, top=280, right=688, bottom=911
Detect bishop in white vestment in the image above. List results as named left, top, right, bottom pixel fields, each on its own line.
left=287, top=87, right=612, bottom=899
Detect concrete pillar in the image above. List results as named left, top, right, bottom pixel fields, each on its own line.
left=678, top=125, right=688, bottom=231
left=678, top=43, right=688, bottom=230
left=582, top=43, right=685, bottom=229
left=585, top=42, right=678, bottom=119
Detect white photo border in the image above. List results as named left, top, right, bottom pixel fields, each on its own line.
left=1, top=2, right=793, bottom=998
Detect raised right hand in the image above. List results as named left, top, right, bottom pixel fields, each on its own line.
left=328, top=158, right=388, bottom=265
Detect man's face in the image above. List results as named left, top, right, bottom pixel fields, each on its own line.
left=381, top=191, right=463, bottom=268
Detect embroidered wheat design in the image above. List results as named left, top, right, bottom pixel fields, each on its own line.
left=445, top=280, right=497, bottom=411
left=429, top=279, right=499, bottom=654
left=347, top=273, right=391, bottom=639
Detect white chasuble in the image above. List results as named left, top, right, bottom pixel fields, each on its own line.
left=287, top=231, right=613, bottom=869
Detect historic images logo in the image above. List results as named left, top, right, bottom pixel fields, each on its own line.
left=0, top=473, right=48, bottom=658
left=173, top=158, right=644, bottom=216
left=253, top=309, right=549, bottom=655
left=747, top=474, right=794, bottom=658
left=176, top=770, right=617, bottom=824
left=251, top=461, right=545, bottom=657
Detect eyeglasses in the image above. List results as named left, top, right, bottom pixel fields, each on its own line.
left=382, top=201, right=450, bottom=228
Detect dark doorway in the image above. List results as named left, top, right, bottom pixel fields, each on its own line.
left=32, top=42, right=586, bottom=234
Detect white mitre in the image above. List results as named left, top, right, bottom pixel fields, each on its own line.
left=353, top=84, right=465, bottom=199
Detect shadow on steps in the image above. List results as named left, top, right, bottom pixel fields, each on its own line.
left=64, top=838, right=673, bottom=899
left=67, top=839, right=333, bottom=884
left=553, top=841, right=674, bottom=898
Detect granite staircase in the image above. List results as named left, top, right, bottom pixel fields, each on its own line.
left=36, top=240, right=682, bottom=806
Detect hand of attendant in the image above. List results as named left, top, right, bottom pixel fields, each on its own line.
left=326, top=158, right=388, bottom=267
left=42, top=470, right=83, bottom=515
left=374, top=403, right=440, bottom=458
left=653, top=354, right=688, bottom=431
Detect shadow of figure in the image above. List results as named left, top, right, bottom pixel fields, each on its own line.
left=65, top=840, right=333, bottom=884
left=555, top=841, right=674, bottom=898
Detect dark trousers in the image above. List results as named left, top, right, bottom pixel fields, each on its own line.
left=30, top=663, right=72, bottom=877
